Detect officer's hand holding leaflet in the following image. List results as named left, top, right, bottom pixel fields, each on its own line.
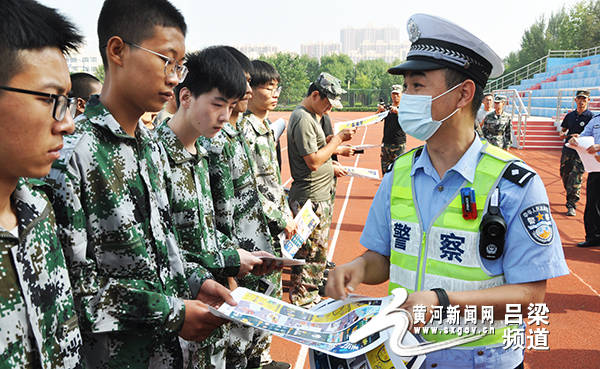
left=325, top=250, right=389, bottom=300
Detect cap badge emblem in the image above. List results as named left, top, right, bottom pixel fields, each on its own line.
left=407, top=18, right=421, bottom=42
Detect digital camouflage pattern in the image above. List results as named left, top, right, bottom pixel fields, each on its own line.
left=0, top=178, right=82, bottom=369
left=560, top=149, right=585, bottom=209
left=380, top=143, right=406, bottom=174
left=238, top=113, right=294, bottom=240
left=288, top=198, right=333, bottom=308
left=481, top=111, right=513, bottom=150
left=156, top=121, right=240, bottom=281
left=46, top=97, right=207, bottom=369
left=199, top=122, right=279, bottom=369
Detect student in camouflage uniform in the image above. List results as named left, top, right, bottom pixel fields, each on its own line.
left=287, top=73, right=355, bottom=308
left=45, top=1, right=234, bottom=368
left=0, top=2, right=84, bottom=367
left=377, top=84, right=406, bottom=173
left=481, top=95, right=513, bottom=150
left=197, top=48, right=287, bottom=369
left=157, top=47, right=276, bottom=369
left=559, top=90, right=593, bottom=216
left=238, top=60, right=296, bottom=369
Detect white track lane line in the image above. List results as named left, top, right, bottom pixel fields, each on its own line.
left=293, top=125, right=370, bottom=369
left=569, top=268, right=600, bottom=297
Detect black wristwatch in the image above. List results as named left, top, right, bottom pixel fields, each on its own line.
left=430, top=288, right=450, bottom=320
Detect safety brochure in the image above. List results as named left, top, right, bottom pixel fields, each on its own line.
left=334, top=111, right=389, bottom=134
left=341, top=166, right=381, bottom=180
left=566, top=136, right=600, bottom=172
left=352, top=144, right=383, bottom=151
left=259, top=255, right=306, bottom=267
left=214, top=288, right=392, bottom=358
left=282, top=199, right=320, bottom=259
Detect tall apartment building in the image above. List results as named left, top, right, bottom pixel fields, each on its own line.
left=238, top=44, right=279, bottom=59
left=67, top=48, right=102, bottom=74
left=340, top=27, right=409, bottom=63
left=300, top=42, right=341, bottom=60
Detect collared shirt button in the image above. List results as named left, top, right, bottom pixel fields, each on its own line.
left=431, top=364, right=438, bottom=368
left=477, top=350, right=484, bottom=356
left=437, top=185, right=444, bottom=192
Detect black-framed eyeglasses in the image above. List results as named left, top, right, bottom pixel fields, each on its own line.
left=123, top=40, right=188, bottom=83
left=0, top=86, right=77, bottom=121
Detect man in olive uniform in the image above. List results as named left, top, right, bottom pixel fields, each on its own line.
left=559, top=90, right=593, bottom=216
left=482, top=95, right=513, bottom=150
left=377, top=84, right=406, bottom=173
left=0, top=1, right=83, bottom=367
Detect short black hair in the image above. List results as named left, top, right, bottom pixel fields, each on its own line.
left=223, top=46, right=253, bottom=76
left=69, top=73, right=101, bottom=100
left=306, top=82, right=327, bottom=99
left=444, top=68, right=482, bottom=119
left=250, top=60, right=280, bottom=87
left=97, top=0, right=186, bottom=69
left=0, top=0, right=82, bottom=85
left=174, top=46, right=246, bottom=107
left=483, top=92, right=493, bottom=98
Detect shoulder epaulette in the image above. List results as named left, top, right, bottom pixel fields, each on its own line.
left=502, top=162, right=536, bottom=187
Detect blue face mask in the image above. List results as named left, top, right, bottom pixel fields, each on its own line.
left=397, top=83, right=462, bottom=141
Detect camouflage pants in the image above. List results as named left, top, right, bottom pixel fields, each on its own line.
left=288, top=198, right=333, bottom=308
left=560, top=149, right=585, bottom=209
left=223, top=271, right=282, bottom=368
left=187, top=338, right=225, bottom=369
left=380, top=143, right=406, bottom=174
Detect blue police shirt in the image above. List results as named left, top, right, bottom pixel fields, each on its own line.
left=360, top=137, right=569, bottom=368
left=580, top=114, right=600, bottom=155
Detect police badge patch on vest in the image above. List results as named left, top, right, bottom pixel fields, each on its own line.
left=520, top=204, right=554, bottom=245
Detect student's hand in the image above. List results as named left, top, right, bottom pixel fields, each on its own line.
left=332, top=162, right=348, bottom=177
left=249, top=251, right=283, bottom=275
left=326, top=134, right=334, bottom=143
left=196, top=279, right=236, bottom=307
left=586, top=143, right=600, bottom=154
left=325, top=258, right=366, bottom=300
left=336, top=128, right=356, bottom=142
left=389, top=106, right=398, bottom=114
left=568, top=134, right=580, bottom=146
left=179, top=299, right=226, bottom=342
left=337, top=145, right=354, bottom=157
left=237, top=249, right=263, bottom=277
left=376, top=105, right=386, bottom=113
left=284, top=219, right=297, bottom=239
left=559, top=130, right=567, bottom=139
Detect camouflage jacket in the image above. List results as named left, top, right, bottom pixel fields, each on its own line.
left=45, top=98, right=208, bottom=368
left=155, top=121, right=240, bottom=280
left=199, top=123, right=274, bottom=255
left=238, top=113, right=293, bottom=237
left=482, top=111, right=513, bottom=149
left=0, top=178, right=82, bottom=369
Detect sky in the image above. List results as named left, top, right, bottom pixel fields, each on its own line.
left=39, top=0, right=582, bottom=59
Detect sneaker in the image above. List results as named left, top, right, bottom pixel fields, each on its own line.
left=576, top=239, right=600, bottom=248
left=325, top=261, right=336, bottom=269
left=262, top=361, right=291, bottom=369
left=566, top=207, right=576, bottom=216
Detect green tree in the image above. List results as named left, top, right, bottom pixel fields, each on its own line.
left=319, top=54, right=354, bottom=89
left=94, top=64, right=105, bottom=83
left=261, top=53, right=314, bottom=106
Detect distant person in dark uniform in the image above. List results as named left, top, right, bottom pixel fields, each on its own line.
left=377, top=84, right=405, bottom=173
left=482, top=95, right=512, bottom=150
left=569, top=114, right=600, bottom=247
left=559, top=90, right=593, bottom=216
left=475, top=93, right=493, bottom=136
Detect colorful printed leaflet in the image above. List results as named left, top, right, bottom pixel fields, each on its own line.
left=341, top=167, right=380, bottom=180
left=333, top=111, right=389, bottom=134
left=215, top=288, right=390, bottom=358
left=282, top=199, right=320, bottom=258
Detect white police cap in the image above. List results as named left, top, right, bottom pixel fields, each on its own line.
left=388, top=14, right=504, bottom=87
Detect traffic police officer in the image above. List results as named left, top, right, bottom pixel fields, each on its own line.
left=559, top=90, right=593, bottom=216
left=482, top=95, right=513, bottom=150
left=326, top=13, right=569, bottom=369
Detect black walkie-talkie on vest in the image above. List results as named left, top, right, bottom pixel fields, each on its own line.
left=479, top=188, right=506, bottom=260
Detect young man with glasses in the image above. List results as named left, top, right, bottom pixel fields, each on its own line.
left=237, top=60, right=296, bottom=369
left=0, top=0, right=83, bottom=367
left=45, top=1, right=234, bottom=368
